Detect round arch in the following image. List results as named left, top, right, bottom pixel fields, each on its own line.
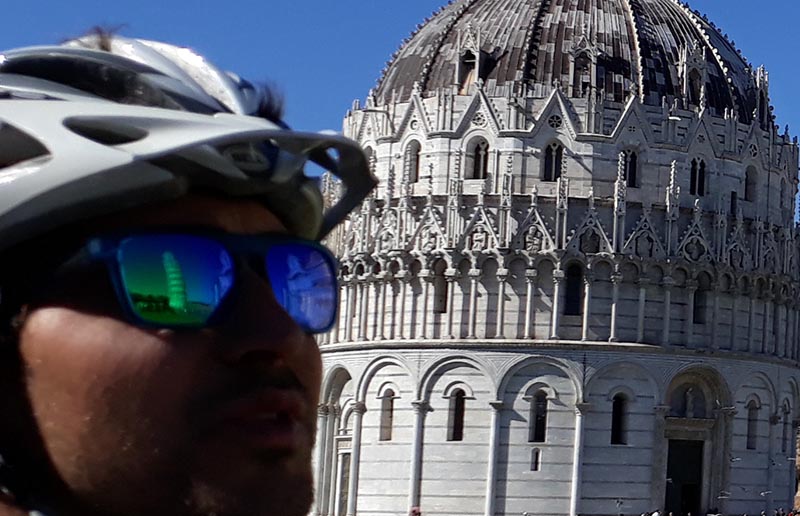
left=496, top=355, right=582, bottom=402
left=586, top=360, right=661, bottom=403
left=356, top=355, right=415, bottom=402
left=418, top=354, right=495, bottom=402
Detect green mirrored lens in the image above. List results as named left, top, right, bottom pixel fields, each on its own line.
left=118, top=235, right=234, bottom=326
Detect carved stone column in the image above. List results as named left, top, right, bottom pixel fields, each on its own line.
left=783, top=302, right=794, bottom=359
left=581, top=272, right=594, bottom=341
left=390, top=279, right=400, bottom=340
left=650, top=405, right=671, bottom=509
left=468, top=269, right=481, bottom=339
left=484, top=401, right=504, bottom=516
left=763, top=292, right=774, bottom=354
left=716, top=406, right=736, bottom=516
left=419, top=269, right=432, bottom=340
left=636, top=278, right=650, bottom=343
left=357, top=280, right=368, bottom=341
left=662, top=278, right=674, bottom=346
left=346, top=402, right=367, bottom=516
left=445, top=270, right=458, bottom=339
left=609, top=273, right=622, bottom=342
left=569, top=402, right=591, bottom=516
left=496, top=268, right=509, bottom=339
left=315, top=404, right=331, bottom=516
left=551, top=269, right=565, bottom=340
left=409, top=400, right=430, bottom=510
left=765, top=413, right=779, bottom=513
left=377, top=273, right=389, bottom=341
left=344, top=281, right=354, bottom=342
left=711, top=283, right=721, bottom=349
left=730, top=288, right=739, bottom=351
left=323, top=405, right=341, bottom=516
left=397, top=271, right=409, bottom=340
left=524, top=269, right=538, bottom=338
left=748, top=292, right=758, bottom=353
left=685, top=280, right=697, bottom=347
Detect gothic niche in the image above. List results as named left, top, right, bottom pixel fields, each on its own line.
left=525, top=226, right=545, bottom=253
left=635, top=233, right=657, bottom=259
left=580, top=229, right=601, bottom=254
left=468, top=224, right=493, bottom=252
left=669, top=383, right=708, bottom=419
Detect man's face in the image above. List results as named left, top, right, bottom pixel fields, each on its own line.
left=8, top=195, right=322, bottom=516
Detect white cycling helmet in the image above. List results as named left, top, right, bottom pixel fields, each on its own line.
left=0, top=33, right=376, bottom=253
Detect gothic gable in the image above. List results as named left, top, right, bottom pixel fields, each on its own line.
left=409, top=203, right=447, bottom=254
left=513, top=188, right=556, bottom=254
left=452, top=88, right=502, bottom=136
left=609, top=97, right=654, bottom=144
left=677, top=201, right=714, bottom=264
left=395, top=89, right=433, bottom=139
left=565, top=202, right=613, bottom=255
left=459, top=202, right=501, bottom=254
left=528, top=88, right=579, bottom=139
left=622, top=208, right=667, bottom=260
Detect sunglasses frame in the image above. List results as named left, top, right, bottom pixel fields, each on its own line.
left=58, top=228, right=341, bottom=334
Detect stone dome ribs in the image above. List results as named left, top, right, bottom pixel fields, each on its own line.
left=375, top=0, right=757, bottom=122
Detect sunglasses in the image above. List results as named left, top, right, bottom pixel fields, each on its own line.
left=47, top=230, right=340, bottom=334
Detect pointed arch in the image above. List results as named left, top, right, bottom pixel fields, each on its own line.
left=405, top=139, right=422, bottom=183
left=543, top=142, right=564, bottom=182
left=465, top=136, right=490, bottom=180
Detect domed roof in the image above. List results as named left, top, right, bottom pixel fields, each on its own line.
left=376, top=0, right=758, bottom=123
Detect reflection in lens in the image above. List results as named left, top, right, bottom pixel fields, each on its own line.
left=266, top=244, right=336, bottom=332
left=119, top=235, right=234, bottom=326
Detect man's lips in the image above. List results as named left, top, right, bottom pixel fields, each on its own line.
left=214, top=388, right=311, bottom=450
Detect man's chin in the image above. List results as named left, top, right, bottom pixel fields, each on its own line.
left=186, top=461, right=314, bottom=516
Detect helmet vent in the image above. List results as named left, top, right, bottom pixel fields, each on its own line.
left=64, top=118, right=147, bottom=146
left=0, top=121, right=49, bottom=169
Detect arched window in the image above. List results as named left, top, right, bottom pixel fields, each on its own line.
left=759, top=91, right=768, bottom=127
left=433, top=260, right=448, bottom=314
left=447, top=389, right=466, bottom=441
left=781, top=179, right=788, bottom=209
left=625, top=150, right=638, bottom=188
left=465, top=137, right=489, bottom=180
left=745, top=166, right=758, bottom=202
left=782, top=406, right=791, bottom=454
left=573, top=52, right=592, bottom=97
left=688, top=69, right=702, bottom=107
left=746, top=400, right=759, bottom=450
left=693, top=289, right=707, bottom=324
left=564, top=265, right=583, bottom=316
left=364, top=146, right=375, bottom=174
left=405, top=140, right=421, bottom=184
left=529, top=390, right=548, bottom=443
left=690, top=158, right=706, bottom=196
left=459, top=51, right=477, bottom=95
left=543, top=143, right=564, bottom=182
left=730, top=191, right=738, bottom=216
left=611, top=394, right=627, bottom=445
left=379, top=389, right=395, bottom=441
left=530, top=448, right=541, bottom=471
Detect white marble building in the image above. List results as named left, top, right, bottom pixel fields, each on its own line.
left=315, top=1, right=800, bottom=515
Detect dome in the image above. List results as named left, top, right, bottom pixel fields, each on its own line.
left=319, top=3, right=800, bottom=516
left=376, top=0, right=758, bottom=122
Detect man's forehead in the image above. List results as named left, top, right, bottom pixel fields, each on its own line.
left=92, top=194, right=289, bottom=235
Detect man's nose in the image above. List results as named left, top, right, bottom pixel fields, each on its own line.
left=214, top=263, right=308, bottom=365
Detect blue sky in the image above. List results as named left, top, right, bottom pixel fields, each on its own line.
left=1, top=1, right=797, bottom=137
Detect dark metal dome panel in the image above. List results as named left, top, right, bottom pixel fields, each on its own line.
left=375, top=0, right=757, bottom=122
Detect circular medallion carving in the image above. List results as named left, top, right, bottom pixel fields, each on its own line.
left=749, top=144, right=759, bottom=158
left=472, top=112, right=487, bottom=127
left=547, top=115, right=563, bottom=129
left=410, top=119, right=419, bottom=131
